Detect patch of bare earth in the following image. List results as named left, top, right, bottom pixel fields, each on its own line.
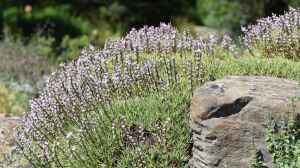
left=0, top=114, right=30, bottom=168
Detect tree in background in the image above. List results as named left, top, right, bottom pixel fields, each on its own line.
left=0, top=6, right=3, bottom=38
left=0, top=0, right=298, bottom=48
left=115, top=0, right=195, bottom=27
left=195, top=0, right=297, bottom=33
left=264, top=0, right=289, bottom=16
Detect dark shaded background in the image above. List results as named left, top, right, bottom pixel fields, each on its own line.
left=0, top=0, right=299, bottom=62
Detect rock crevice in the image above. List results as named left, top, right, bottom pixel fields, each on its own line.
left=207, top=96, right=253, bottom=119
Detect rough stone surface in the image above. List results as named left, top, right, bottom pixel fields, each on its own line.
left=0, top=115, right=20, bottom=155
left=0, top=115, right=30, bottom=168
left=189, top=76, right=300, bottom=168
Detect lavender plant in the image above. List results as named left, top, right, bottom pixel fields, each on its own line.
left=242, top=8, right=300, bottom=60
left=14, top=8, right=300, bottom=167
left=15, top=7, right=300, bottom=166
left=14, top=23, right=234, bottom=167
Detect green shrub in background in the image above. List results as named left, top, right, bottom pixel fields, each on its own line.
left=1, top=0, right=298, bottom=64
left=0, top=84, right=27, bottom=116
left=194, top=0, right=299, bottom=33
left=3, top=5, right=92, bottom=42
left=195, top=0, right=264, bottom=33
left=0, top=5, right=3, bottom=37
left=0, top=35, right=52, bottom=88
left=1, top=0, right=298, bottom=40
left=96, top=2, right=127, bottom=30
left=289, top=0, right=300, bottom=7
left=60, top=35, right=89, bottom=62
left=1, top=2, right=124, bottom=62
left=27, top=33, right=55, bottom=59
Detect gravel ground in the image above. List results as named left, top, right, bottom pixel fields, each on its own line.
left=0, top=114, right=31, bottom=168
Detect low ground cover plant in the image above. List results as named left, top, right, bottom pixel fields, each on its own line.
left=13, top=8, right=300, bottom=168
left=266, top=98, right=300, bottom=168
left=0, top=83, right=27, bottom=116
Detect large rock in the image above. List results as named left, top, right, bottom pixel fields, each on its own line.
left=189, top=76, right=300, bottom=168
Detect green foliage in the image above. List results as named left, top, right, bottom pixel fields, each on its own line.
left=0, top=4, right=298, bottom=166
left=97, top=2, right=127, bottom=29
left=53, top=90, right=191, bottom=167
left=0, top=35, right=52, bottom=87
left=3, top=5, right=92, bottom=41
left=194, top=0, right=299, bottom=33
left=205, top=56, right=300, bottom=83
left=0, top=83, right=27, bottom=116
left=60, top=35, right=89, bottom=62
left=195, top=0, right=264, bottom=32
left=0, top=84, right=13, bottom=114
left=251, top=150, right=268, bottom=168
left=1, top=3, right=124, bottom=61
left=107, top=90, right=190, bottom=167
left=0, top=5, right=3, bottom=37
left=266, top=107, right=300, bottom=168
left=1, top=0, right=298, bottom=63
left=289, top=0, right=300, bottom=7
left=27, top=34, right=55, bottom=58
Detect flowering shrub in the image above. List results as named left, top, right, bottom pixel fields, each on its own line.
left=242, top=8, right=300, bottom=60
left=14, top=9, right=300, bottom=167
left=15, top=23, right=233, bottom=167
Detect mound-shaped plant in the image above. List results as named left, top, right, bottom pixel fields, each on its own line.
left=15, top=23, right=234, bottom=167
left=15, top=9, right=300, bottom=168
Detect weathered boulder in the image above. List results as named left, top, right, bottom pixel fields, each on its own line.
left=189, top=76, right=300, bottom=168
